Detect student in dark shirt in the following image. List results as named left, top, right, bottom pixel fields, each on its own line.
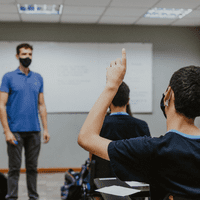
left=78, top=49, right=200, bottom=200
left=91, top=81, right=150, bottom=180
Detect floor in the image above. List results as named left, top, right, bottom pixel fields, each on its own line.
left=18, top=173, right=64, bottom=200
left=4, top=173, right=149, bottom=200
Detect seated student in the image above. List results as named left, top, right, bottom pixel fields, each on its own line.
left=78, top=49, right=200, bottom=200
left=91, top=81, right=150, bottom=180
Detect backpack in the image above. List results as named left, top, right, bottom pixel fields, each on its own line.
left=61, top=158, right=91, bottom=200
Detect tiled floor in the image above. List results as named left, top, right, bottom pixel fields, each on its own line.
left=18, top=173, right=65, bottom=200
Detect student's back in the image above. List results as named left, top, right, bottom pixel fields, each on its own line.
left=92, top=113, right=150, bottom=178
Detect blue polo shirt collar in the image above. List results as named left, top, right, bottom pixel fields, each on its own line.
left=15, top=68, right=32, bottom=77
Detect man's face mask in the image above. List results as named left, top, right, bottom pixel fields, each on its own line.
left=19, top=57, right=32, bottom=68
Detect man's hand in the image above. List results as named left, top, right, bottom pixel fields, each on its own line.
left=106, top=48, right=126, bottom=89
left=4, top=131, right=17, bottom=146
left=43, top=130, right=50, bottom=143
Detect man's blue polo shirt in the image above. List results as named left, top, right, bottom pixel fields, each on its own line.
left=0, top=68, right=43, bottom=132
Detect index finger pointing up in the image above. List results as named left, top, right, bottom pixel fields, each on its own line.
left=122, top=48, right=126, bottom=69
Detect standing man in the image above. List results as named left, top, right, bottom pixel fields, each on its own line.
left=0, top=43, right=50, bottom=200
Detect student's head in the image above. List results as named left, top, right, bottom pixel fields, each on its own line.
left=168, top=66, right=200, bottom=119
left=16, top=43, right=33, bottom=68
left=107, top=81, right=133, bottom=116
left=112, top=81, right=130, bottom=107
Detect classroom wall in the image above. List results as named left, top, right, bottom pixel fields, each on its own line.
left=0, top=22, right=200, bottom=168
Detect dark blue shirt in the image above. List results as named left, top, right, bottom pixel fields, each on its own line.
left=108, top=130, right=200, bottom=200
left=0, top=68, right=43, bottom=132
left=93, top=113, right=150, bottom=179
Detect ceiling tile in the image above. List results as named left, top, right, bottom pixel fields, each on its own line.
left=0, top=13, right=20, bottom=21
left=104, top=7, right=148, bottom=17
left=21, top=14, right=60, bottom=22
left=136, top=17, right=176, bottom=25
left=17, top=0, right=63, bottom=4
left=61, top=15, right=99, bottom=23
left=0, top=0, right=15, bottom=3
left=154, top=0, right=200, bottom=9
left=99, top=16, right=138, bottom=24
left=0, top=4, right=18, bottom=13
left=63, top=6, right=105, bottom=15
left=172, top=18, right=200, bottom=26
left=183, top=10, right=200, bottom=18
left=110, top=0, right=159, bottom=8
left=64, top=0, right=110, bottom=7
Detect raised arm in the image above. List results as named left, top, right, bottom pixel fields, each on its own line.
left=78, top=48, right=126, bottom=160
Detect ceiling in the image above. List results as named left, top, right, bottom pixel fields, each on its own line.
left=0, top=0, right=200, bottom=26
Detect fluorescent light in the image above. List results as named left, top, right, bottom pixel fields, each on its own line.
left=144, top=8, right=192, bottom=19
left=17, top=4, right=63, bottom=15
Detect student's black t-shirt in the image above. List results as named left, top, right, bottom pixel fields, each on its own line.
left=108, top=129, right=200, bottom=200
left=92, top=114, right=150, bottom=178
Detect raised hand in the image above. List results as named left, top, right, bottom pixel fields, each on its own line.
left=106, top=48, right=126, bottom=88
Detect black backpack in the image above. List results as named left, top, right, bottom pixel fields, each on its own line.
left=61, top=159, right=91, bottom=200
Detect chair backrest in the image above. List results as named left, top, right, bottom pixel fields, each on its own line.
left=89, top=160, right=96, bottom=193
left=92, top=155, right=115, bottom=179
left=0, top=172, right=7, bottom=200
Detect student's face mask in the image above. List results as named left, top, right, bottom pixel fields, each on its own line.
left=160, top=93, right=167, bottom=118
left=19, top=57, right=32, bottom=68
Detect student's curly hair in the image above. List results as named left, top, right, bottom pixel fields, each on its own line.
left=16, top=43, right=33, bottom=55
left=169, top=65, right=200, bottom=119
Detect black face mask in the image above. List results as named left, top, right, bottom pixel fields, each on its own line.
left=19, top=57, right=32, bottom=68
left=160, top=93, right=167, bottom=118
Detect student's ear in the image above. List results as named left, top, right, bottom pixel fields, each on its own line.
left=127, top=98, right=130, bottom=105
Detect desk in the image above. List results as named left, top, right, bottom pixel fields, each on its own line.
left=94, top=177, right=150, bottom=200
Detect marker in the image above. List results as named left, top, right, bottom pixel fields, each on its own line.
left=14, top=141, right=18, bottom=145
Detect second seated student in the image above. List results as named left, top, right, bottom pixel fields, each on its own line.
left=78, top=49, right=200, bottom=200
left=91, top=81, right=150, bottom=180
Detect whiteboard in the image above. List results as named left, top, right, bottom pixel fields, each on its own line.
left=0, top=42, right=152, bottom=113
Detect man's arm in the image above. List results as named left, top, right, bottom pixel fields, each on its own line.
left=0, top=91, right=17, bottom=145
left=38, top=93, right=50, bottom=143
left=78, top=48, right=126, bottom=161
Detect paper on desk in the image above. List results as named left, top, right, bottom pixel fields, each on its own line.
left=125, top=181, right=149, bottom=187
left=95, top=185, right=141, bottom=196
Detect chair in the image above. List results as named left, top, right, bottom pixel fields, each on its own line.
left=0, top=172, right=7, bottom=200
left=89, top=159, right=146, bottom=200
left=88, top=160, right=104, bottom=200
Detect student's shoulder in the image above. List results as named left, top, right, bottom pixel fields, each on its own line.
left=129, top=116, right=148, bottom=126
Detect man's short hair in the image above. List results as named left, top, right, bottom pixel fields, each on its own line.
left=112, top=81, right=130, bottom=107
left=16, top=43, right=33, bottom=55
left=169, top=65, right=200, bottom=119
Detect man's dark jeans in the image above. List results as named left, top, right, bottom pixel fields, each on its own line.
left=6, top=132, right=41, bottom=200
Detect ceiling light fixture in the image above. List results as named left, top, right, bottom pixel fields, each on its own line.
left=144, top=8, right=192, bottom=19
left=17, top=4, right=63, bottom=15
